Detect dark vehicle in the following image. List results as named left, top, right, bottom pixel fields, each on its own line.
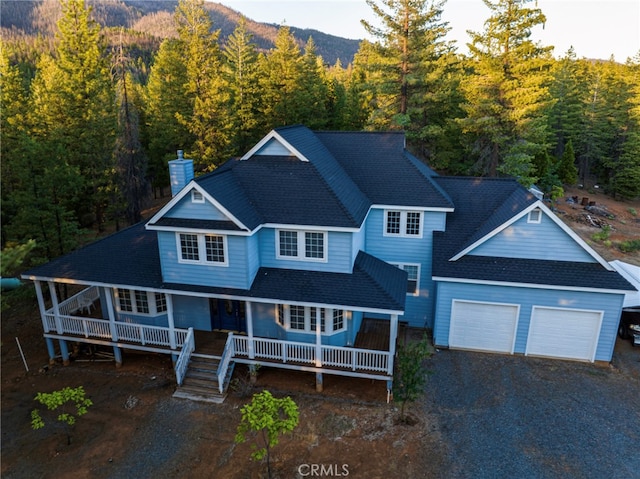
left=618, top=309, right=640, bottom=347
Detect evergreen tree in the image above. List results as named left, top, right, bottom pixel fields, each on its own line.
left=29, top=0, right=116, bottom=229
left=557, top=139, right=578, bottom=185
left=459, top=0, right=552, bottom=186
left=259, top=26, right=306, bottom=127
left=222, top=17, right=264, bottom=154
left=143, top=38, right=194, bottom=196
left=174, top=0, right=230, bottom=169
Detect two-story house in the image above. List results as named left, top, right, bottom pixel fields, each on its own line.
left=22, top=125, right=635, bottom=402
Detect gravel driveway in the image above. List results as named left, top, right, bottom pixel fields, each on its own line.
left=422, top=341, right=640, bottom=479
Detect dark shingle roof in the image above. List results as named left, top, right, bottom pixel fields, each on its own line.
left=150, top=217, right=245, bottom=231
left=22, top=225, right=407, bottom=312
left=249, top=251, right=407, bottom=311
left=431, top=176, right=635, bottom=292
left=22, top=222, right=163, bottom=289
left=433, top=177, right=537, bottom=259
left=315, top=131, right=453, bottom=209
left=431, top=254, right=636, bottom=291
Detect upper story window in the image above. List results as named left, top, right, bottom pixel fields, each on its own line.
left=276, top=230, right=327, bottom=262
left=527, top=209, right=542, bottom=224
left=393, top=263, right=420, bottom=295
left=116, top=289, right=167, bottom=316
left=177, top=232, right=228, bottom=266
left=275, top=304, right=346, bottom=334
left=384, top=210, right=422, bottom=237
left=191, top=190, right=205, bottom=203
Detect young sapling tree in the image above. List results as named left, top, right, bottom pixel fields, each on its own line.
left=31, top=386, right=93, bottom=445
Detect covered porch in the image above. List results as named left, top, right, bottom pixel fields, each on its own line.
left=34, top=283, right=404, bottom=395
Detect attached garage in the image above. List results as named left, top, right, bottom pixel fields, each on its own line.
left=449, top=300, right=519, bottom=353
left=526, top=306, right=603, bottom=362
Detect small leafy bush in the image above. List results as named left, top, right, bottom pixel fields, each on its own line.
left=31, top=386, right=92, bottom=445
left=617, top=239, right=640, bottom=253
left=591, top=225, right=611, bottom=242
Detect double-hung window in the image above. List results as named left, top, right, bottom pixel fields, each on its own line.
left=384, top=210, right=423, bottom=237
left=177, top=233, right=228, bottom=266
left=116, top=289, right=168, bottom=316
left=393, top=263, right=420, bottom=295
left=276, top=230, right=327, bottom=261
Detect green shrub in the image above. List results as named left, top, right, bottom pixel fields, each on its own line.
left=591, top=225, right=611, bottom=242
left=617, top=239, right=640, bottom=253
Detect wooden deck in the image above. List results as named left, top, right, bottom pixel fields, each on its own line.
left=354, top=318, right=407, bottom=351
left=194, top=330, right=231, bottom=356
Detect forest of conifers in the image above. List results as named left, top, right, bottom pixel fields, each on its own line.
left=1, top=0, right=639, bottom=271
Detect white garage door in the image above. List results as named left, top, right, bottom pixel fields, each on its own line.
left=526, top=307, right=603, bottom=362
left=449, top=300, right=519, bottom=353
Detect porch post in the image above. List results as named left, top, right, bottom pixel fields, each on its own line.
left=388, top=314, right=398, bottom=375
left=102, top=287, right=118, bottom=342
left=34, top=281, right=49, bottom=333
left=47, top=282, right=63, bottom=334
left=59, top=339, right=70, bottom=366
left=315, top=308, right=323, bottom=392
left=245, top=301, right=254, bottom=359
left=166, top=294, right=176, bottom=349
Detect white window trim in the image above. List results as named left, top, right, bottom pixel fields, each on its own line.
left=191, top=190, right=205, bottom=203
left=115, top=289, right=168, bottom=316
left=383, top=210, right=423, bottom=238
left=275, top=229, right=328, bottom=262
left=176, top=232, right=229, bottom=266
left=527, top=209, right=542, bottom=224
left=392, top=262, right=421, bottom=296
left=275, top=304, right=348, bottom=334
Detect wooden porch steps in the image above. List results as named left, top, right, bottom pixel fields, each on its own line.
left=173, top=356, right=235, bottom=404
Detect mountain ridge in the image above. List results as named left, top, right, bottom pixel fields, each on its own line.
left=0, top=0, right=361, bottom=65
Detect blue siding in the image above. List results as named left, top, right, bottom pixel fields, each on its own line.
left=172, top=295, right=211, bottom=330
left=165, top=190, right=228, bottom=221
left=364, top=208, right=445, bottom=328
left=470, top=212, right=594, bottom=262
left=351, top=228, right=366, bottom=264
left=433, top=281, right=624, bottom=361
left=158, top=232, right=252, bottom=289
left=259, top=228, right=353, bottom=273
left=246, top=233, right=260, bottom=285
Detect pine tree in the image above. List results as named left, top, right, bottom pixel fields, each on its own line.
left=143, top=38, right=194, bottom=196
left=459, top=0, right=552, bottom=186
left=222, top=17, right=264, bottom=154
left=557, top=140, right=578, bottom=185
left=29, top=0, right=116, bottom=229
left=174, top=0, right=230, bottom=169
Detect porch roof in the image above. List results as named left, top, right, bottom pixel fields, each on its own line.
left=23, top=223, right=407, bottom=314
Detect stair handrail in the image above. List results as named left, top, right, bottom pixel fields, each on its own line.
left=216, top=332, right=235, bottom=394
left=175, top=327, right=195, bottom=386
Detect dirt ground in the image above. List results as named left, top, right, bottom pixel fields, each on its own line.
left=1, top=188, right=638, bottom=479
left=553, top=186, right=640, bottom=265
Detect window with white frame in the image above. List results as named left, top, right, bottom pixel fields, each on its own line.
left=276, top=230, right=327, bottom=261
left=177, top=233, right=228, bottom=265
left=191, top=190, right=205, bottom=203
left=384, top=210, right=422, bottom=237
left=116, top=289, right=167, bottom=316
left=393, top=263, right=420, bottom=295
left=275, top=304, right=347, bottom=334
left=527, top=209, right=542, bottom=224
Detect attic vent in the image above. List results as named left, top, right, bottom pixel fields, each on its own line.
left=527, top=209, right=542, bottom=224
left=191, top=190, right=204, bottom=203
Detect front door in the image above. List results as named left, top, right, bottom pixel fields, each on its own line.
left=210, top=299, right=247, bottom=332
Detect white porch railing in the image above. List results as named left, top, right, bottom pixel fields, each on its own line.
left=216, top=333, right=235, bottom=393
left=51, top=286, right=101, bottom=318
left=175, top=328, right=195, bottom=386
left=43, top=313, right=189, bottom=349
left=232, top=336, right=390, bottom=373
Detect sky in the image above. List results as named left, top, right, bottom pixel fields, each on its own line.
left=216, top=0, right=640, bottom=61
